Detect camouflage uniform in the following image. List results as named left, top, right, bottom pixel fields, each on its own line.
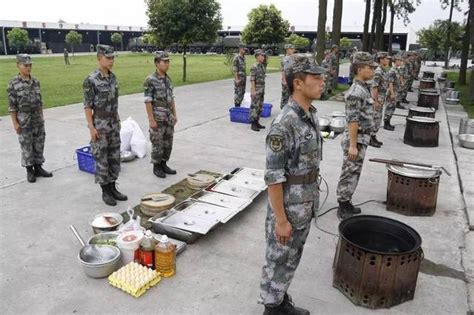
left=336, top=53, right=375, bottom=203
left=405, top=56, right=414, bottom=92
left=260, top=54, right=325, bottom=310
left=385, top=65, right=399, bottom=121
left=249, top=52, right=266, bottom=122
left=321, top=52, right=333, bottom=94
left=371, top=64, right=388, bottom=136
left=83, top=65, right=121, bottom=185
left=7, top=70, right=46, bottom=168
left=232, top=53, right=246, bottom=106
left=398, top=62, right=408, bottom=101
left=280, top=55, right=292, bottom=108
left=144, top=71, right=175, bottom=165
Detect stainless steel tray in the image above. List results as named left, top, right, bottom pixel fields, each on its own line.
left=208, top=180, right=260, bottom=200
left=175, top=199, right=235, bottom=224
left=190, top=191, right=251, bottom=223
left=222, top=174, right=267, bottom=191
left=148, top=210, right=202, bottom=244
left=231, top=167, right=265, bottom=181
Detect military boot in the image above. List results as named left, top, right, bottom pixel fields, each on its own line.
left=337, top=201, right=353, bottom=220
left=34, top=164, right=53, bottom=177
left=153, top=163, right=166, bottom=178
left=101, top=184, right=117, bottom=206
left=257, top=121, right=266, bottom=129
left=161, top=161, right=177, bottom=175
left=348, top=201, right=362, bottom=214
left=395, top=102, right=405, bottom=109
left=384, top=119, right=395, bottom=131
left=402, top=99, right=409, bottom=104
left=26, top=166, right=36, bottom=183
left=251, top=122, right=260, bottom=132
left=263, top=294, right=310, bottom=315
left=109, top=182, right=128, bottom=201
left=369, top=135, right=382, bottom=148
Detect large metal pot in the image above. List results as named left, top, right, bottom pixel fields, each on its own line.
left=459, top=118, right=474, bottom=135
left=330, top=117, right=346, bottom=133
left=459, top=134, right=474, bottom=149
left=417, top=91, right=439, bottom=110
left=319, top=116, right=330, bottom=131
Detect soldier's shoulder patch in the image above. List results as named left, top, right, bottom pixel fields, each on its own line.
left=269, top=135, right=284, bottom=152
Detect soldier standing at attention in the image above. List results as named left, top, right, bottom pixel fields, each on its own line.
left=232, top=44, right=247, bottom=107
left=370, top=51, right=390, bottom=148
left=260, top=54, right=325, bottom=315
left=321, top=50, right=333, bottom=98
left=280, top=44, right=296, bottom=108
left=7, top=54, right=53, bottom=183
left=144, top=51, right=178, bottom=179
left=336, top=52, right=376, bottom=219
left=64, top=48, right=70, bottom=65
left=396, top=56, right=406, bottom=109
left=250, top=49, right=267, bottom=132
left=384, top=55, right=402, bottom=131
left=330, top=45, right=340, bottom=88
left=83, top=45, right=127, bottom=206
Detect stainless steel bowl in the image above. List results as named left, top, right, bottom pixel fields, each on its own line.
left=459, top=134, right=474, bottom=149
left=120, top=150, right=136, bottom=162
left=330, top=117, right=346, bottom=133
left=89, top=212, right=123, bottom=234
left=87, top=232, right=119, bottom=246
left=78, top=250, right=121, bottom=278
left=319, top=116, right=330, bottom=131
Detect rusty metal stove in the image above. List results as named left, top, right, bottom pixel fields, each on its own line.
left=404, top=116, right=439, bottom=147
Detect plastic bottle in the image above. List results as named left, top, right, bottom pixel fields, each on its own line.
left=154, top=235, right=176, bottom=277
left=139, top=230, right=156, bottom=269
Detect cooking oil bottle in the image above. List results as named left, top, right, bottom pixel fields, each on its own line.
left=154, top=235, right=176, bottom=277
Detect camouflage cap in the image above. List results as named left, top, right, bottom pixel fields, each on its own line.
left=284, top=44, right=295, bottom=49
left=16, top=54, right=32, bottom=65
left=352, top=51, right=378, bottom=67
left=393, top=54, right=404, bottom=60
left=254, top=49, right=265, bottom=56
left=285, top=53, right=326, bottom=76
left=154, top=50, right=170, bottom=61
left=376, top=51, right=390, bottom=59
left=331, top=44, right=339, bottom=49
left=238, top=43, right=246, bottom=48
left=96, top=44, right=115, bottom=57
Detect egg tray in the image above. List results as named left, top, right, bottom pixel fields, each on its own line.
left=108, top=262, right=162, bottom=298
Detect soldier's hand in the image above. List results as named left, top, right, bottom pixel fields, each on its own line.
left=251, top=91, right=256, bottom=98
left=90, top=127, right=99, bottom=142
left=13, top=123, right=21, bottom=134
left=275, top=220, right=293, bottom=245
left=173, top=117, right=178, bottom=126
left=348, top=146, right=358, bottom=161
left=149, top=120, right=158, bottom=129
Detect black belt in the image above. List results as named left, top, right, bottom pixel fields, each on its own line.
left=17, top=107, right=41, bottom=113
left=285, top=169, right=319, bottom=185
left=93, top=110, right=118, bottom=119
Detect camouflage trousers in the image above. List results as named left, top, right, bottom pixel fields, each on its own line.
left=260, top=204, right=313, bottom=306
left=280, top=83, right=289, bottom=109
left=250, top=91, right=265, bottom=122
left=336, top=138, right=368, bottom=202
left=234, top=76, right=246, bottom=106
left=384, top=97, right=396, bottom=121
left=150, top=120, right=174, bottom=164
left=18, top=124, right=46, bottom=167
left=91, top=130, right=121, bottom=185
left=407, top=78, right=414, bottom=91
left=371, top=96, right=385, bottom=136
left=399, top=88, right=408, bottom=101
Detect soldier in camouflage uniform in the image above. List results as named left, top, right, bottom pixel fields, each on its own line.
left=397, top=55, right=409, bottom=106
left=330, top=45, right=340, bottom=88
left=321, top=50, right=333, bottom=98
left=260, top=54, right=326, bottom=315
left=370, top=52, right=390, bottom=148
left=83, top=45, right=127, bottom=206
left=250, top=49, right=267, bottom=132
left=404, top=52, right=415, bottom=96
left=280, top=44, right=295, bottom=108
left=336, top=52, right=376, bottom=219
left=232, top=44, right=247, bottom=107
left=7, top=54, right=53, bottom=183
left=384, top=55, right=403, bottom=130
left=144, top=51, right=178, bottom=179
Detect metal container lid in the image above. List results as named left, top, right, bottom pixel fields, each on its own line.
left=419, top=89, right=439, bottom=95
left=407, top=116, right=438, bottom=123
left=409, top=106, right=435, bottom=113
left=420, top=78, right=435, bottom=82
left=331, top=111, right=346, bottom=117
left=386, top=164, right=441, bottom=178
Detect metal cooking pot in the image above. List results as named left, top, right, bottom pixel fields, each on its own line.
left=318, top=116, right=330, bottom=131
left=459, top=134, right=474, bottom=149
left=459, top=118, right=474, bottom=135
left=330, top=117, right=346, bottom=133
left=70, top=225, right=121, bottom=278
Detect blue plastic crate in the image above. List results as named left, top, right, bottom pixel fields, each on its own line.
left=76, top=145, right=96, bottom=174
left=338, top=76, right=349, bottom=84
left=229, top=107, right=251, bottom=124
left=261, top=103, right=273, bottom=118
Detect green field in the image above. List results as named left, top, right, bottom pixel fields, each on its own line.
left=447, top=72, right=474, bottom=118
left=0, top=53, right=281, bottom=116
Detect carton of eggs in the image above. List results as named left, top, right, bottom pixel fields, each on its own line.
left=108, top=262, right=162, bottom=298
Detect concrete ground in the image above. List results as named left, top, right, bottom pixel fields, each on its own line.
left=0, top=64, right=472, bottom=314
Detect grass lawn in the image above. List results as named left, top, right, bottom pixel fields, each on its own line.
left=447, top=71, right=474, bottom=118
left=0, top=53, right=281, bottom=116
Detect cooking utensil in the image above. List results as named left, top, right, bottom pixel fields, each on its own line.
left=89, top=212, right=123, bottom=234
left=369, top=158, right=450, bottom=176
left=70, top=225, right=121, bottom=278
left=318, top=116, right=330, bottom=131
left=230, top=167, right=264, bottom=180
left=140, top=193, right=175, bottom=216
left=87, top=232, right=119, bottom=246
left=330, top=116, right=346, bottom=133
left=458, top=134, right=474, bottom=149
left=141, top=195, right=170, bottom=202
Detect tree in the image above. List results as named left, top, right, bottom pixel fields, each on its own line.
left=142, top=33, right=158, bottom=46
left=286, top=33, right=310, bottom=48
left=316, top=0, right=327, bottom=64
left=469, top=0, right=474, bottom=101
left=7, top=28, right=30, bottom=53
left=440, top=0, right=463, bottom=68
left=331, top=0, right=343, bottom=87
left=146, top=0, right=222, bottom=82
left=362, top=0, right=372, bottom=51
left=369, top=0, right=382, bottom=51
left=340, top=37, right=351, bottom=49
left=458, top=4, right=471, bottom=85
left=241, top=5, right=289, bottom=46
left=417, top=20, right=464, bottom=59
left=388, top=0, right=419, bottom=55
left=65, top=31, right=83, bottom=56
left=111, top=33, right=123, bottom=51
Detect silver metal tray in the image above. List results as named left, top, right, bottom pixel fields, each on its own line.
left=223, top=174, right=267, bottom=191
left=151, top=232, right=187, bottom=255
left=231, top=167, right=265, bottom=181
left=176, top=199, right=235, bottom=224
left=190, top=191, right=251, bottom=222
left=148, top=210, right=201, bottom=244
left=209, top=180, right=260, bottom=200
left=387, top=164, right=441, bottom=178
